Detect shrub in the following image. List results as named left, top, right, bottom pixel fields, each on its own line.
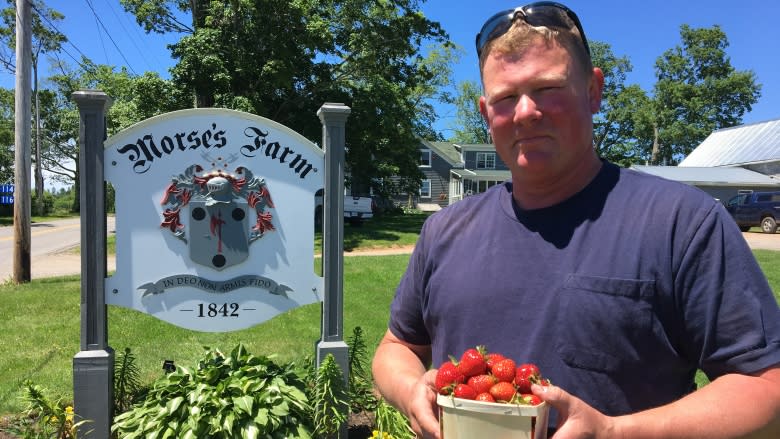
left=112, top=344, right=314, bottom=438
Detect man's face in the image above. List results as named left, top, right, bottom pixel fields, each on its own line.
left=479, top=37, right=603, bottom=186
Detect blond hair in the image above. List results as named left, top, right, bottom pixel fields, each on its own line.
left=478, top=20, right=592, bottom=78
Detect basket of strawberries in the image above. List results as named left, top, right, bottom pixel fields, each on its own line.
left=435, top=346, right=550, bottom=439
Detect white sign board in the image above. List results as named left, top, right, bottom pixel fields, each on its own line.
left=105, top=109, right=324, bottom=331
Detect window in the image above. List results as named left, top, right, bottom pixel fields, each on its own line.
left=420, top=179, right=431, bottom=198
left=476, top=152, right=495, bottom=169
left=420, top=150, right=431, bottom=167
left=467, top=180, right=503, bottom=195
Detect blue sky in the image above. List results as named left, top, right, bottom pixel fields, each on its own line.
left=3, top=0, right=778, bottom=135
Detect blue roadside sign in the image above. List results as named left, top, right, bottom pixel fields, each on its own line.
left=0, top=184, right=13, bottom=204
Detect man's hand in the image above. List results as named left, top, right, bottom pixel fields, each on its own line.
left=532, top=383, right=618, bottom=439
left=403, top=369, right=441, bottom=439
left=372, top=330, right=438, bottom=438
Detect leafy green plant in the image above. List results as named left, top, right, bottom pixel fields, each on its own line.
left=111, top=344, right=313, bottom=438
left=114, top=347, right=144, bottom=414
left=311, top=354, right=348, bottom=437
left=9, top=381, right=88, bottom=439
left=374, top=398, right=414, bottom=439
left=347, top=326, right=377, bottom=413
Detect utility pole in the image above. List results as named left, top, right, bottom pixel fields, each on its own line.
left=14, top=0, right=32, bottom=283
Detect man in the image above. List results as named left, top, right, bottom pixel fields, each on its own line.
left=372, top=2, right=780, bottom=438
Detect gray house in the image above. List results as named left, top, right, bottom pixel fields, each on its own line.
left=632, top=118, right=780, bottom=203
left=397, top=140, right=511, bottom=211
left=400, top=118, right=780, bottom=210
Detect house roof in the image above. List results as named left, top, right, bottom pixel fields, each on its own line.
left=679, top=118, right=780, bottom=167
left=453, top=143, right=496, bottom=151
left=421, top=140, right=462, bottom=166
left=451, top=169, right=511, bottom=180
left=631, top=165, right=780, bottom=187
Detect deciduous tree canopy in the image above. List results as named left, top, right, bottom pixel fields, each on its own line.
left=122, top=0, right=453, bottom=196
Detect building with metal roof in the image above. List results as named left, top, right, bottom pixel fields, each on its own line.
left=632, top=118, right=780, bottom=204
left=679, top=118, right=780, bottom=176
left=631, top=165, right=780, bottom=203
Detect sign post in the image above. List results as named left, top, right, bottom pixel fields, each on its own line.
left=72, top=90, right=114, bottom=438
left=316, top=103, right=351, bottom=438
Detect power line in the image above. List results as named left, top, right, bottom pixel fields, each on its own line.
left=29, top=3, right=95, bottom=73
left=83, top=0, right=137, bottom=75
left=102, top=0, right=159, bottom=72
left=92, top=4, right=110, bottom=65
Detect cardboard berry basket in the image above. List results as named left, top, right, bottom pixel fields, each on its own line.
left=437, top=394, right=550, bottom=439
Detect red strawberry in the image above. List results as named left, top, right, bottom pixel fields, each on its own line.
left=475, top=392, right=495, bottom=403
left=519, top=393, right=543, bottom=405
left=488, top=381, right=516, bottom=402
left=491, top=358, right=516, bottom=383
left=515, top=375, right=533, bottom=394
left=453, top=383, right=478, bottom=400
left=517, top=363, right=541, bottom=379
left=457, top=346, right=487, bottom=377
left=485, top=352, right=505, bottom=369
left=515, top=363, right=542, bottom=393
left=467, top=374, right=497, bottom=394
left=435, top=361, right=465, bottom=395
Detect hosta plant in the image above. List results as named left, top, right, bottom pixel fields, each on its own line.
left=111, top=344, right=313, bottom=438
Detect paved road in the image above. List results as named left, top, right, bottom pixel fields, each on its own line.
left=0, top=217, right=115, bottom=281
left=1, top=217, right=778, bottom=281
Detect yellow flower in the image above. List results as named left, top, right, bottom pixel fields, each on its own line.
left=65, top=406, right=74, bottom=423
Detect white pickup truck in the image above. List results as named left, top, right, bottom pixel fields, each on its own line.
left=343, top=195, right=374, bottom=225
left=315, top=191, right=374, bottom=226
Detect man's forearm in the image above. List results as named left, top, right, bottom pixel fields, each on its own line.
left=372, top=339, right=429, bottom=413
left=614, top=370, right=780, bottom=439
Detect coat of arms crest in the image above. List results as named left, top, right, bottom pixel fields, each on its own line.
left=158, top=153, right=275, bottom=270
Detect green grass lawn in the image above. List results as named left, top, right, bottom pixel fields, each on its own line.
left=0, top=254, right=411, bottom=415
left=0, top=211, right=778, bottom=416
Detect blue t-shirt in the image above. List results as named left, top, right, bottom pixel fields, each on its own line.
left=389, top=161, right=780, bottom=418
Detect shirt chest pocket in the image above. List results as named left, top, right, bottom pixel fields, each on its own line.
left=556, top=274, right=657, bottom=373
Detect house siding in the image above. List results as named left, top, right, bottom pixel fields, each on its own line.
left=391, top=147, right=454, bottom=208
left=423, top=151, right=452, bottom=206
left=463, top=150, right=509, bottom=172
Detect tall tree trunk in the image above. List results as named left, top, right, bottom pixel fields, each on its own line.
left=650, top=123, right=660, bottom=165
left=71, top=156, right=80, bottom=213
left=190, top=0, right=213, bottom=108
left=34, top=60, right=44, bottom=215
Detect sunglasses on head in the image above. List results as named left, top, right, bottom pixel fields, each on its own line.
left=475, top=1, right=590, bottom=58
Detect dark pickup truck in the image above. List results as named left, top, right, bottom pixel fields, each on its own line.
left=725, top=191, right=780, bottom=233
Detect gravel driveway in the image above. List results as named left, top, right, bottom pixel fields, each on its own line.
left=741, top=231, right=780, bottom=251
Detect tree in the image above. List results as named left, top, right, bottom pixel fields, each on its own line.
left=0, top=87, right=12, bottom=183
left=122, top=0, right=452, bottom=197
left=590, top=41, right=651, bottom=167
left=648, top=25, right=760, bottom=164
left=42, top=58, right=148, bottom=211
left=448, top=79, right=490, bottom=144
left=0, top=0, right=66, bottom=213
